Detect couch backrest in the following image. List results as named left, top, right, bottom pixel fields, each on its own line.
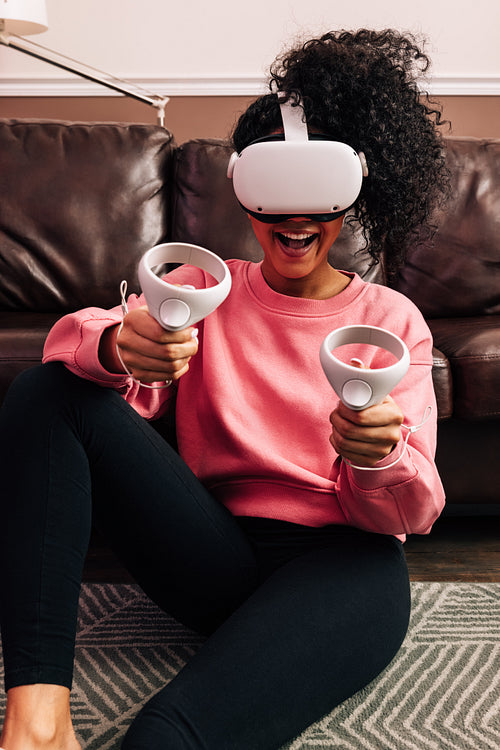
left=393, top=136, right=500, bottom=318
left=2, top=124, right=498, bottom=320
left=0, top=120, right=174, bottom=312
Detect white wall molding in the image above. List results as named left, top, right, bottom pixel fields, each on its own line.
left=0, top=75, right=499, bottom=98
left=0, top=75, right=267, bottom=97
left=428, top=77, right=500, bottom=96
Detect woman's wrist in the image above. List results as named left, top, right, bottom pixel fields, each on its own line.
left=98, top=324, right=124, bottom=374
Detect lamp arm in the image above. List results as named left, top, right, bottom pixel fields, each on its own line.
left=0, top=31, right=169, bottom=126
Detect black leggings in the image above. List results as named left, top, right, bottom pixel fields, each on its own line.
left=0, top=363, right=411, bottom=750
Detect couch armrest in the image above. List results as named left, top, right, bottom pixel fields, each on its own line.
left=429, top=316, right=500, bottom=419
left=432, top=346, right=453, bottom=420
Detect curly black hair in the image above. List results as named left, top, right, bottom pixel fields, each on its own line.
left=232, top=29, right=450, bottom=277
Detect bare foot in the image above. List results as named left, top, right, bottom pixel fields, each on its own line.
left=0, top=684, right=81, bottom=750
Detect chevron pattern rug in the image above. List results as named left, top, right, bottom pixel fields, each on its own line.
left=0, top=582, right=498, bottom=749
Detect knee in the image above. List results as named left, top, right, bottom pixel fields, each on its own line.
left=2, top=363, right=73, bottom=411
left=7, top=361, right=70, bottom=397
left=122, top=696, right=193, bottom=750
left=1, top=362, right=112, bottom=424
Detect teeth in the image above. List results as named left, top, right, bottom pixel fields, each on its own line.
left=279, top=232, right=313, bottom=240
left=276, top=230, right=319, bottom=254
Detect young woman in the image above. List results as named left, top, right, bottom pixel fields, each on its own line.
left=0, top=29, right=448, bottom=750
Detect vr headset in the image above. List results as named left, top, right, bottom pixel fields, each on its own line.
left=227, top=94, right=368, bottom=223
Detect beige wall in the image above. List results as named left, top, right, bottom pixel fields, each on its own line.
left=2, top=1, right=498, bottom=141
left=2, top=0, right=499, bottom=82
left=0, top=95, right=499, bottom=142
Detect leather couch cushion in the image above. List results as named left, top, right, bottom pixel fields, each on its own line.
left=393, top=137, right=500, bottom=318
left=0, top=120, right=174, bottom=312
left=429, top=316, right=500, bottom=418
left=171, top=139, right=385, bottom=284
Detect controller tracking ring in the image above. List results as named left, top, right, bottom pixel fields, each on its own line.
left=319, top=325, right=410, bottom=410
left=138, top=242, right=232, bottom=331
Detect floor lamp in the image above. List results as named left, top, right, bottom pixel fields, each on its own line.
left=0, top=0, right=169, bottom=126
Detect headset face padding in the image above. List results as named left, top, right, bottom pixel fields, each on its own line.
left=138, top=243, right=232, bottom=331
left=320, top=325, right=410, bottom=410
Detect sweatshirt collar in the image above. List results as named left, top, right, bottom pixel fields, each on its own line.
left=246, top=261, right=367, bottom=316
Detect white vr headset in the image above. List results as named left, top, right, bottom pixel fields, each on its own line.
left=320, top=326, right=410, bottom=410
left=138, top=242, right=232, bottom=331
left=227, top=94, right=368, bottom=222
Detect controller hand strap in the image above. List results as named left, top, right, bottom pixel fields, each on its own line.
left=115, top=280, right=174, bottom=390
left=342, top=406, right=433, bottom=471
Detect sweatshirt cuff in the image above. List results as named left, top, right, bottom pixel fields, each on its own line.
left=346, top=438, right=417, bottom=491
left=43, top=311, right=131, bottom=388
left=77, top=315, right=131, bottom=385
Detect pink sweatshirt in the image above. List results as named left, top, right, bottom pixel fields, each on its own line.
left=43, top=260, right=445, bottom=540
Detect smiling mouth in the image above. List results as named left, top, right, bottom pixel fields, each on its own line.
left=275, top=231, right=319, bottom=256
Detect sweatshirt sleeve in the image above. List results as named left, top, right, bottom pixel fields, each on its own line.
left=42, top=264, right=211, bottom=419
left=334, top=327, right=446, bottom=539
left=42, top=295, right=175, bottom=420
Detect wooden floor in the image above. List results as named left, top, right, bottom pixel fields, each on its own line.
left=83, top=514, right=500, bottom=584
left=404, top=514, right=500, bottom=582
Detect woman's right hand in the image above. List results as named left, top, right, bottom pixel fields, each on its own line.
left=99, top=306, right=199, bottom=383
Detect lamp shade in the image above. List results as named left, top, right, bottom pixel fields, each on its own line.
left=0, top=0, right=48, bottom=35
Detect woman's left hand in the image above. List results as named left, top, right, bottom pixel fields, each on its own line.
left=329, top=395, right=404, bottom=468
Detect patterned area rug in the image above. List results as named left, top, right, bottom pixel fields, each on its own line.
left=1, top=582, right=498, bottom=749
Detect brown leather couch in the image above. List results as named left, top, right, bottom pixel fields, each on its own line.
left=1, top=119, right=499, bottom=512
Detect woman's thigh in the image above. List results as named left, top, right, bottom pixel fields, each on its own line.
left=123, top=531, right=410, bottom=750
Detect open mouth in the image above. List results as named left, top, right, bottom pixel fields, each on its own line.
left=275, top=231, right=319, bottom=256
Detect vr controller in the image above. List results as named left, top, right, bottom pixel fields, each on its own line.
left=138, top=242, right=232, bottom=331
left=227, top=94, right=368, bottom=221
left=320, top=325, right=410, bottom=410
